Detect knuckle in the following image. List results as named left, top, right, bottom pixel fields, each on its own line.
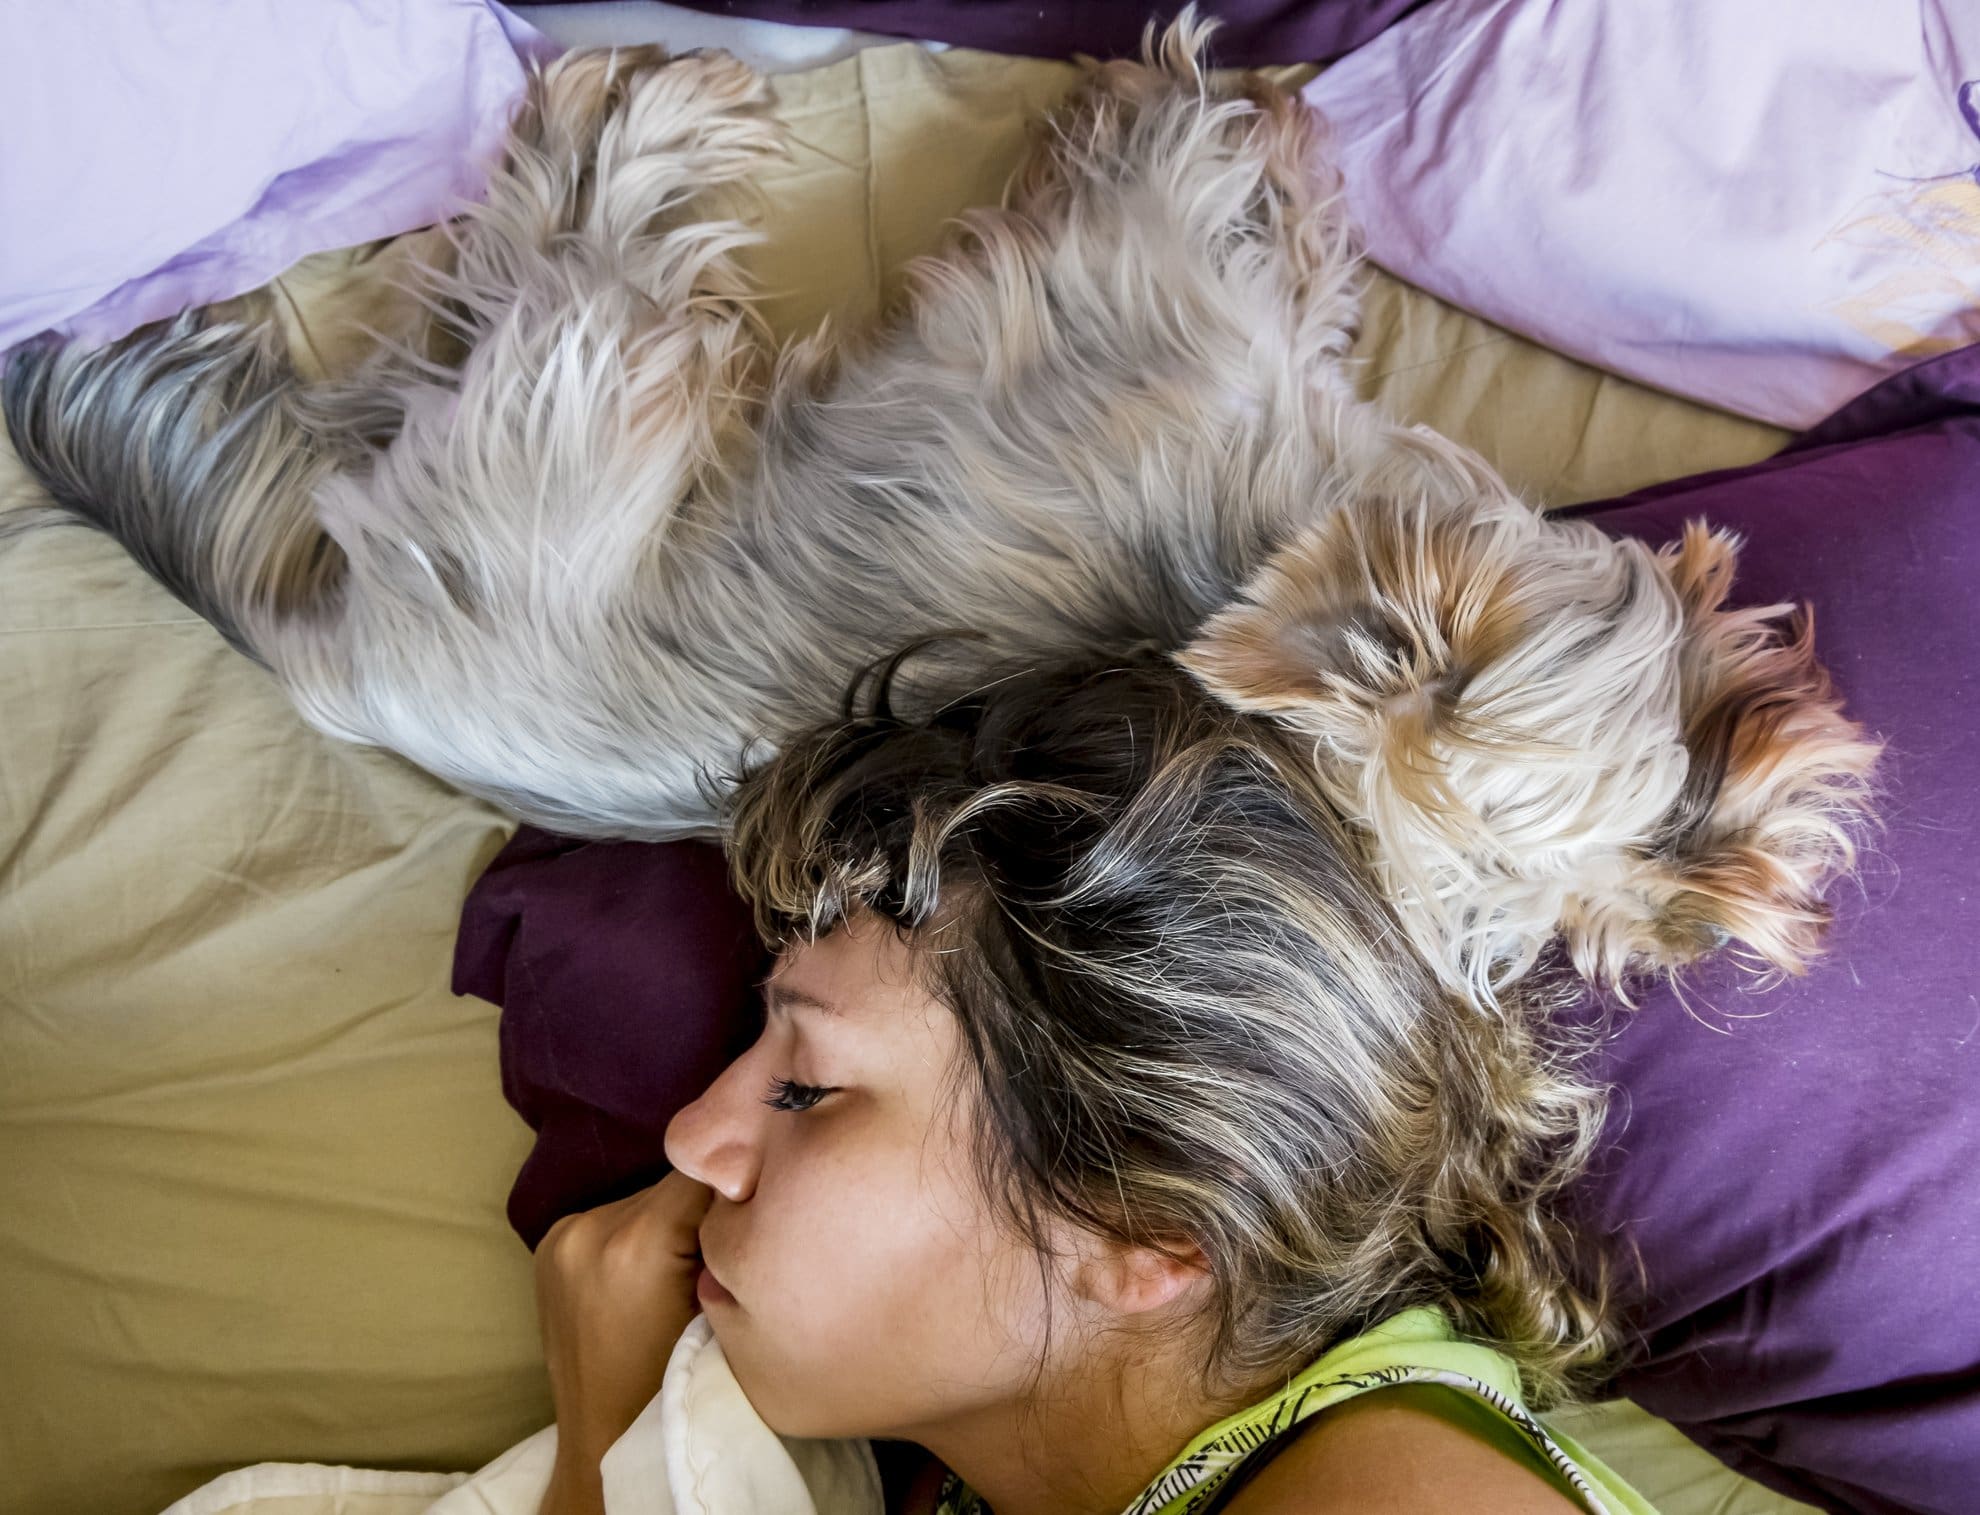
left=539, top=1210, right=600, bottom=1264
left=598, top=1224, right=656, bottom=1274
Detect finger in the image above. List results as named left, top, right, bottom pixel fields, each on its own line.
left=631, top=1174, right=714, bottom=1263
left=537, top=1188, right=646, bottom=1274
left=657, top=1168, right=716, bottom=1217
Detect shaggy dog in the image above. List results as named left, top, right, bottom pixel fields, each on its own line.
left=0, top=21, right=1877, bottom=1005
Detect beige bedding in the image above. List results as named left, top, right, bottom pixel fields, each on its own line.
left=0, top=43, right=1794, bottom=1515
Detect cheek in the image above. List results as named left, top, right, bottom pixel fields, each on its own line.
left=713, top=1122, right=1053, bottom=1438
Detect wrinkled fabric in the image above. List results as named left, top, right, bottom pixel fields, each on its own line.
left=162, top=1316, right=883, bottom=1515
left=1304, top=0, right=1980, bottom=427
left=1559, top=340, right=1980, bottom=1515
left=0, top=0, right=1416, bottom=357
left=453, top=829, right=765, bottom=1249
left=0, top=1, right=552, bottom=352
left=523, top=0, right=1432, bottom=67
left=463, top=341, right=1980, bottom=1514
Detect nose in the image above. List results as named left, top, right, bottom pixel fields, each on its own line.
left=664, top=1042, right=771, bottom=1204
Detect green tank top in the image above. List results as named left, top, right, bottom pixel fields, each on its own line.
left=932, top=1308, right=1656, bottom=1515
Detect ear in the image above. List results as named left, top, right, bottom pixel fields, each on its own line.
left=1608, top=521, right=1883, bottom=980
left=1180, top=492, right=1693, bottom=1003
left=1072, top=1237, right=1211, bottom=1319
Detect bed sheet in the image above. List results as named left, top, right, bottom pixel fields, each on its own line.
left=0, top=41, right=1791, bottom=1515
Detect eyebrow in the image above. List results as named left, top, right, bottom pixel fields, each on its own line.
left=762, top=983, right=842, bottom=1020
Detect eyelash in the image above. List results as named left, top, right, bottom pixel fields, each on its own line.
left=763, top=1077, right=836, bottom=1113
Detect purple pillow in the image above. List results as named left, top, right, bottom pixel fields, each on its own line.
left=522, top=1, right=1434, bottom=67
left=455, top=343, right=1980, bottom=1512
left=454, top=828, right=764, bottom=1248
left=1554, top=344, right=1980, bottom=1514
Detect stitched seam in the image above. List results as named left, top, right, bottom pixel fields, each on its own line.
left=1367, top=334, right=1514, bottom=381
left=0, top=619, right=205, bottom=634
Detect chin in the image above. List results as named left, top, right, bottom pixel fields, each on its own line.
left=717, top=1339, right=848, bottom=1440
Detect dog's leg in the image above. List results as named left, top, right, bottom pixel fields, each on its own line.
left=272, top=48, right=787, bottom=834
left=724, top=21, right=1385, bottom=692
left=298, top=47, right=777, bottom=591
left=423, top=47, right=776, bottom=347
left=1008, top=29, right=1364, bottom=384
left=4, top=49, right=783, bottom=836
left=1003, top=30, right=1510, bottom=569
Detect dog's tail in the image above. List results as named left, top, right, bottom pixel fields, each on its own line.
left=1, top=314, right=341, bottom=660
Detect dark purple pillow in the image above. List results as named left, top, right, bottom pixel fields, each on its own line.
left=1552, top=345, right=1980, bottom=1515
left=455, top=342, right=1980, bottom=1512
left=520, top=1, right=1433, bottom=67
left=453, top=827, right=764, bottom=1248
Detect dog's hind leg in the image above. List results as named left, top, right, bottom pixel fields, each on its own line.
left=751, top=19, right=1376, bottom=675
left=270, top=49, right=786, bottom=834
left=0, top=46, right=775, bottom=666
left=4, top=49, right=783, bottom=836
left=419, top=47, right=778, bottom=351
left=299, top=47, right=779, bottom=600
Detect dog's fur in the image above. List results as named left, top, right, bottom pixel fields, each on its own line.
left=0, top=22, right=1879, bottom=1004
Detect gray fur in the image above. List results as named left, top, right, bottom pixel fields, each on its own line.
left=2, top=315, right=335, bottom=656
left=0, top=33, right=1500, bottom=839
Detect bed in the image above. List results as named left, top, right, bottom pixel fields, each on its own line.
left=0, top=35, right=1813, bottom=1515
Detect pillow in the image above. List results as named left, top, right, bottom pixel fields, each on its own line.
left=458, top=337, right=1980, bottom=1514
left=0, top=1, right=549, bottom=352
left=1302, top=0, right=1980, bottom=428
left=1553, top=341, right=1980, bottom=1515
left=526, top=0, right=1434, bottom=66
left=453, top=829, right=765, bottom=1248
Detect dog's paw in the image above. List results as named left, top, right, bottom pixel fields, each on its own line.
left=524, top=45, right=672, bottom=156
left=525, top=47, right=777, bottom=169
left=606, top=48, right=782, bottom=179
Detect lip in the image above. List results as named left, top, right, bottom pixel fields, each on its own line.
left=695, top=1260, right=737, bottom=1309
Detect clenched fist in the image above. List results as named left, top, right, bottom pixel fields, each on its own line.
left=535, top=1171, right=714, bottom=1515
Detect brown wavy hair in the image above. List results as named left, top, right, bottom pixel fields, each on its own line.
left=725, top=649, right=1611, bottom=1405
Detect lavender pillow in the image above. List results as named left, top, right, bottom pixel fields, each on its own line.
left=455, top=342, right=1980, bottom=1512
left=0, top=2, right=552, bottom=354
left=1301, top=0, right=1980, bottom=428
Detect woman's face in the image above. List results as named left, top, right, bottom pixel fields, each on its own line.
left=663, top=914, right=1057, bottom=1441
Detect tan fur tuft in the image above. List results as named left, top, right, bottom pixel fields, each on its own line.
left=1182, top=502, right=1879, bottom=1005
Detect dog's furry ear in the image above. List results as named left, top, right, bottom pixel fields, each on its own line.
left=1634, top=523, right=1881, bottom=981
left=1178, top=499, right=1879, bottom=1006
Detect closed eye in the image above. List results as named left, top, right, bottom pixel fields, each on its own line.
left=763, top=1077, right=837, bottom=1113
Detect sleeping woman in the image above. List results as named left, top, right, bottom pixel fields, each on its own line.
left=531, top=642, right=1867, bottom=1515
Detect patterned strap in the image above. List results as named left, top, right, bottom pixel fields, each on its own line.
left=932, top=1366, right=1614, bottom=1515
left=1183, top=1412, right=1327, bottom=1514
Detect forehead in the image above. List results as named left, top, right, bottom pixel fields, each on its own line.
left=763, top=918, right=940, bottom=1023
left=761, top=979, right=841, bottom=1019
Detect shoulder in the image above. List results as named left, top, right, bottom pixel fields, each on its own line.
left=1219, top=1385, right=1588, bottom=1515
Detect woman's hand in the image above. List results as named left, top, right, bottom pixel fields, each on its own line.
left=535, top=1171, right=713, bottom=1515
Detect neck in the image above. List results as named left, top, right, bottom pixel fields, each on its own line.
left=903, top=1338, right=1239, bottom=1515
